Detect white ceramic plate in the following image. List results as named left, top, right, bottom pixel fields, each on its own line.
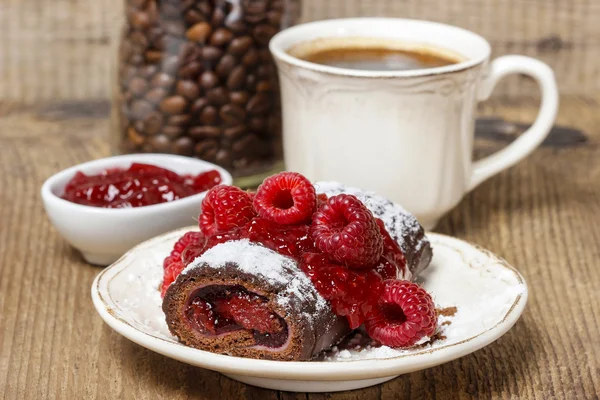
left=91, top=227, right=527, bottom=393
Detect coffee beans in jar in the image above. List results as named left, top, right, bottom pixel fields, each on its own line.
left=114, top=0, right=301, bottom=179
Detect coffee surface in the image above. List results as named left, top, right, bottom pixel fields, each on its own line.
left=297, top=46, right=458, bottom=71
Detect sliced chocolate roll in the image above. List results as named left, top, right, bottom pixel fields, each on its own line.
left=163, top=240, right=350, bottom=361
left=316, top=182, right=433, bottom=278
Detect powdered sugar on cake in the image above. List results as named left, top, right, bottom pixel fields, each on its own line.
left=182, top=239, right=331, bottom=323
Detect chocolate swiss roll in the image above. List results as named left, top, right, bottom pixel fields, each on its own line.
left=163, top=183, right=432, bottom=360
left=316, top=182, right=432, bottom=278
left=163, top=240, right=350, bottom=361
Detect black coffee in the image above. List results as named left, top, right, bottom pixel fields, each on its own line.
left=297, top=46, right=459, bottom=71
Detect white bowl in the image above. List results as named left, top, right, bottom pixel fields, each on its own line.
left=92, top=227, right=528, bottom=392
left=41, top=154, right=232, bottom=266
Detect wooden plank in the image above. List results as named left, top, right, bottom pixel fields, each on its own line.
left=1, top=0, right=599, bottom=101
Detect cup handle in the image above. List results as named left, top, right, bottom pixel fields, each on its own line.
left=469, top=55, right=559, bottom=191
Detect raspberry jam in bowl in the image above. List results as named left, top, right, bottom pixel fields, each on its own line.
left=41, top=154, right=232, bottom=266
left=62, top=163, right=222, bottom=208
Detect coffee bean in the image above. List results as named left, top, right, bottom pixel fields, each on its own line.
left=246, top=0, right=267, bottom=14
left=211, top=7, right=226, bottom=26
left=215, top=149, right=233, bottom=166
left=201, top=46, right=223, bottom=62
left=150, top=135, right=172, bottom=152
left=230, top=91, right=249, bottom=106
left=145, top=87, right=167, bottom=104
left=198, top=1, right=212, bottom=17
left=128, top=31, right=149, bottom=49
left=199, top=106, right=218, bottom=125
left=224, top=124, right=246, bottom=139
left=254, top=25, right=276, bottom=46
left=164, top=20, right=185, bottom=36
left=228, top=36, right=253, bottom=56
left=184, top=9, right=205, bottom=25
left=178, top=61, right=202, bottom=79
left=245, top=73, right=257, bottom=91
left=199, top=71, right=219, bottom=89
left=244, top=12, right=266, bottom=24
left=130, top=0, right=148, bottom=9
left=271, top=0, right=284, bottom=11
left=129, top=54, right=144, bottom=66
left=210, top=28, right=233, bottom=47
left=161, top=2, right=180, bottom=18
left=173, top=137, right=194, bottom=156
left=159, top=95, right=187, bottom=114
left=145, top=50, right=163, bottom=63
left=128, top=77, right=148, bottom=97
left=225, top=19, right=248, bottom=34
left=258, top=49, right=273, bottom=63
left=248, top=117, right=266, bottom=131
left=151, top=73, right=174, bottom=88
left=130, top=99, right=154, bottom=119
left=186, top=22, right=212, bottom=43
left=256, top=80, right=271, bottom=92
left=215, top=54, right=236, bottom=78
left=179, top=0, right=195, bottom=11
left=233, top=134, right=260, bottom=156
left=190, top=126, right=222, bottom=139
left=140, top=64, right=158, bottom=78
left=133, top=119, right=146, bottom=133
left=256, top=64, right=272, bottom=78
left=194, top=140, right=218, bottom=160
left=190, top=97, right=209, bottom=114
left=207, top=87, right=229, bottom=105
left=168, top=114, right=191, bottom=126
left=242, top=48, right=259, bottom=67
left=128, top=126, right=145, bottom=146
left=163, top=125, right=184, bottom=139
left=129, top=11, right=151, bottom=29
left=162, top=56, right=181, bottom=73
left=162, top=35, right=185, bottom=53
left=176, top=80, right=200, bottom=100
left=226, top=65, right=247, bottom=90
left=219, top=104, right=246, bottom=125
left=143, top=112, right=163, bottom=134
left=246, top=93, right=271, bottom=115
left=267, top=10, right=282, bottom=26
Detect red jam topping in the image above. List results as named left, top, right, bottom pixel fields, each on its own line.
left=168, top=216, right=407, bottom=330
left=62, top=163, right=221, bottom=208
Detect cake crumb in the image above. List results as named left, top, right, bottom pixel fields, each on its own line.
left=437, top=306, right=458, bottom=317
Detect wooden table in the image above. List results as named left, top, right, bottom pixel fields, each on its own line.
left=1, top=96, right=598, bottom=399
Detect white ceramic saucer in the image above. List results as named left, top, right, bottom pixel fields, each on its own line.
left=91, top=227, right=527, bottom=393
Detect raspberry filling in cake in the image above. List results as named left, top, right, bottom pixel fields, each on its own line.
left=162, top=172, right=436, bottom=351
left=184, top=285, right=288, bottom=348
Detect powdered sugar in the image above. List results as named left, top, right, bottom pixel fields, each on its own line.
left=182, top=239, right=330, bottom=322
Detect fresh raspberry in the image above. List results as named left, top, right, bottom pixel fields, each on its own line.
left=375, top=219, right=408, bottom=279
left=200, top=185, right=256, bottom=235
left=300, top=253, right=384, bottom=329
left=311, top=194, right=384, bottom=268
left=317, top=193, right=328, bottom=208
left=365, top=280, right=437, bottom=348
left=170, top=231, right=205, bottom=259
left=161, top=258, right=186, bottom=297
left=215, top=294, right=282, bottom=334
left=253, top=172, right=316, bottom=225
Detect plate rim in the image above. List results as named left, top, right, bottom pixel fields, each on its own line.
left=91, top=227, right=528, bottom=381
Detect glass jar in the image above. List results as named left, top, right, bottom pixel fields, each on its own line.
left=113, top=0, right=301, bottom=184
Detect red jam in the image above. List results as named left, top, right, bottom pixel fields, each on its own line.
left=176, top=214, right=407, bottom=330
left=62, top=163, right=221, bottom=208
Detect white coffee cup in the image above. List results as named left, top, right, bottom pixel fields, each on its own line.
left=269, top=18, right=558, bottom=229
